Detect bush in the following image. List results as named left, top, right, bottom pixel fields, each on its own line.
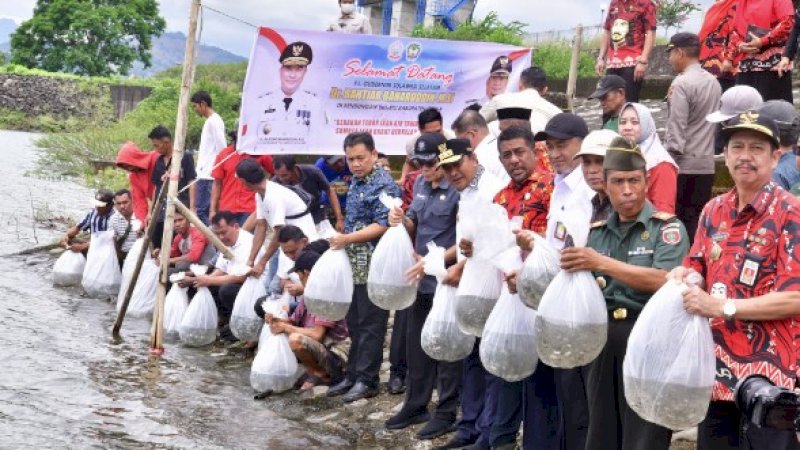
left=411, top=12, right=526, bottom=46
left=533, top=44, right=596, bottom=80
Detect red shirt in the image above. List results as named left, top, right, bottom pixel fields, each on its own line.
left=686, top=182, right=800, bottom=401
left=401, top=170, right=421, bottom=211
left=211, top=145, right=274, bottom=214
left=603, top=0, right=657, bottom=69
left=534, top=142, right=553, bottom=179
left=170, top=227, right=209, bottom=263
left=291, top=297, right=348, bottom=342
left=726, top=0, right=794, bottom=72
left=647, top=162, right=678, bottom=215
left=493, top=170, right=554, bottom=234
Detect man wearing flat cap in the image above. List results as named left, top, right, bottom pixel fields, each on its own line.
left=668, top=111, right=800, bottom=450
left=562, top=137, right=689, bottom=450
left=252, top=41, right=327, bottom=151
left=465, top=55, right=512, bottom=107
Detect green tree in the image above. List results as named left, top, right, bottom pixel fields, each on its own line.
left=656, top=0, right=701, bottom=37
left=410, top=12, right=526, bottom=46
left=10, top=0, right=165, bottom=77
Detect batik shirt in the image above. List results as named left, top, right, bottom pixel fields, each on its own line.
left=493, top=170, right=554, bottom=234
left=344, top=165, right=401, bottom=284
left=686, top=182, right=800, bottom=401
left=603, top=0, right=657, bottom=69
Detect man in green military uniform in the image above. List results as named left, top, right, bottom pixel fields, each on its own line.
left=559, top=137, right=690, bottom=450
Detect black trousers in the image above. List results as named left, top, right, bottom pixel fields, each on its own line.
left=718, top=76, right=736, bottom=93
left=345, top=284, right=389, bottom=388
left=554, top=365, right=590, bottom=450
left=698, top=400, right=800, bottom=450
left=586, top=318, right=672, bottom=450
left=737, top=70, right=793, bottom=103
left=456, top=342, right=500, bottom=445
left=607, top=66, right=643, bottom=103
left=389, top=307, right=409, bottom=380
left=399, top=292, right=462, bottom=421
left=676, top=173, right=715, bottom=244
left=209, top=282, right=243, bottom=322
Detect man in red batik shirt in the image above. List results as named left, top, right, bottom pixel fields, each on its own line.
left=669, top=111, right=800, bottom=450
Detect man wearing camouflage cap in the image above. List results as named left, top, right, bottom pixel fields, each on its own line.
left=561, top=137, right=689, bottom=450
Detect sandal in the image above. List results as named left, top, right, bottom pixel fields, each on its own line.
left=299, top=375, right=332, bottom=391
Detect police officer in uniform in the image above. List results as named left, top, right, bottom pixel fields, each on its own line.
left=254, top=41, right=327, bottom=151
left=560, top=137, right=690, bottom=450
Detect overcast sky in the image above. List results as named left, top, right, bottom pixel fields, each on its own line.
left=1, top=0, right=716, bottom=57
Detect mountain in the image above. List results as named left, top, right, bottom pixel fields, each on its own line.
left=0, top=18, right=16, bottom=44
left=130, top=31, right=246, bottom=77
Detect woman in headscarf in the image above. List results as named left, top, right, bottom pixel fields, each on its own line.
left=698, top=0, right=738, bottom=92
left=617, top=103, right=678, bottom=214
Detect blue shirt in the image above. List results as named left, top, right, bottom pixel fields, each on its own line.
left=772, top=151, right=800, bottom=191
left=315, top=157, right=352, bottom=210
left=344, top=165, right=401, bottom=284
left=406, top=176, right=459, bottom=294
left=77, top=208, right=114, bottom=234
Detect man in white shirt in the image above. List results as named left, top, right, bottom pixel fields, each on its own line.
left=191, top=90, right=227, bottom=226
left=327, top=0, right=372, bottom=34
left=451, top=109, right=510, bottom=185
left=481, top=66, right=562, bottom=127
left=235, top=158, right=319, bottom=284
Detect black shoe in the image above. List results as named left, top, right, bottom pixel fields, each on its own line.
left=342, top=380, right=379, bottom=403
left=436, top=435, right=476, bottom=450
left=326, top=378, right=354, bottom=397
left=387, top=375, right=406, bottom=395
left=384, top=409, right=430, bottom=430
left=416, top=417, right=456, bottom=440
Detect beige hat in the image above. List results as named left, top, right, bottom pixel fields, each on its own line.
left=573, top=129, right=620, bottom=159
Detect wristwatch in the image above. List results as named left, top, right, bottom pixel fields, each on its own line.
left=722, top=298, right=737, bottom=320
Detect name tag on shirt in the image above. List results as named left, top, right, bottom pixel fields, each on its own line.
left=555, top=221, right=567, bottom=241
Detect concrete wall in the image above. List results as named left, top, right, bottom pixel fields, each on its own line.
left=109, top=85, right=153, bottom=120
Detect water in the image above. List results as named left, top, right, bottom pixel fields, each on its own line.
left=178, top=326, right=218, bottom=347
left=230, top=316, right=264, bottom=342
left=0, top=131, right=350, bottom=448
left=624, top=378, right=712, bottom=430
left=366, top=282, right=417, bottom=311
left=420, top=319, right=475, bottom=362
left=454, top=295, right=498, bottom=337
left=517, top=264, right=559, bottom=310
left=304, top=297, right=351, bottom=321
left=535, top=318, right=607, bottom=368
left=480, top=332, right=538, bottom=382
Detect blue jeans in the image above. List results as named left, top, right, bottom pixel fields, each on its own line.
left=195, top=179, right=213, bottom=226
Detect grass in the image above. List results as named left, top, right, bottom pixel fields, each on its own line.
left=532, top=43, right=596, bottom=80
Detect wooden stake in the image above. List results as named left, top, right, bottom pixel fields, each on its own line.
left=113, top=181, right=169, bottom=338
left=566, top=24, right=583, bottom=112
left=170, top=197, right=234, bottom=260
left=150, top=0, right=202, bottom=353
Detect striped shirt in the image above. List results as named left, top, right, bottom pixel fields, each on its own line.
left=108, top=212, right=140, bottom=253
left=77, top=209, right=115, bottom=234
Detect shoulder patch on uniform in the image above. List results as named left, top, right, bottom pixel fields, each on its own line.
left=591, top=220, right=607, bottom=229
left=661, top=227, right=682, bottom=245
left=660, top=222, right=681, bottom=230
left=652, top=211, right=676, bottom=221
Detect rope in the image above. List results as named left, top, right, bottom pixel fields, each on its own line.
left=201, top=4, right=259, bottom=29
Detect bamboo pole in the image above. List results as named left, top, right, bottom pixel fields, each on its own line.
left=112, top=183, right=169, bottom=338
left=170, top=197, right=234, bottom=260
left=566, top=24, right=583, bottom=112
left=150, top=0, right=201, bottom=354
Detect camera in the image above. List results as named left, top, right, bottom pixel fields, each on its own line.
left=734, top=375, right=800, bottom=431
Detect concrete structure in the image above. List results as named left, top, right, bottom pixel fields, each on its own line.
left=359, top=0, right=477, bottom=36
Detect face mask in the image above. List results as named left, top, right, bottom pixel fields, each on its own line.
left=340, top=3, right=355, bottom=14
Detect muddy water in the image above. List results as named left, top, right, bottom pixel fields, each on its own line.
left=0, top=131, right=350, bottom=449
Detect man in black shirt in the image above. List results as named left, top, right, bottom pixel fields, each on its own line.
left=273, top=155, right=344, bottom=234
left=149, top=125, right=197, bottom=248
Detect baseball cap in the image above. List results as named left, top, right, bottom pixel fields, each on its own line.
left=574, top=129, right=620, bottom=159
left=279, top=41, right=313, bottom=66
left=603, top=137, right=646, bottom=171
left=720, top=111, right=781, bottom=148
left=534, top=113, right=589, bottom=142
left=490, top=55, right=512, bottom=75
left=91, top=189, right=114, bottom=208
left=235, top=158, right=267, bottom=184
left=411, top=132, right=446, bottom=163
left=588, top=75, right=627, bottom=99
left=288, top=250, right=321, bottom=274
left=666, top=32, right=700, bottom=51
left=758, top=100, right=799, bottom=130
left=706, top=85, right=763, bottom=123
left=437, top=138, right=472, bottom=166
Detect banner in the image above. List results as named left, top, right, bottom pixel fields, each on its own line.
left=238, top=27, right=532, bottom=156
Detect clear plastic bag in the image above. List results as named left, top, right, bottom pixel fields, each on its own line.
left=52, top=250, right=86, bottom=287
left=480, top=285, right=539, bottom=381
left=535, top=215, right=607, bottom=368
left=304, top=249, right=354, bottom=321
left=122, top=258, right=159, bottom=318
left=230, top=276, right=267, bottom=342
left=367, top=193, right=418, bottom=310
left=455, top=259, right=503, bottom=337
left=517, top=233, right=560, bottom=309
left=420, top=244, right=475, bottom=361
left=623, top=279, right=715, bottom=430
left=81, top=230, right=122, bottom=298
left=164, top=285, right=189, bottom=342
left=250, top=302, right=300, bottom=393
left=179, top=287, right=218, bottom=347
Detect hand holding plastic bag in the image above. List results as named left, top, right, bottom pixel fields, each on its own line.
left=52, top=250, right=86, bottom=287
left=164, top=283, right=189, bottom=342
left=367, top=193, right=418, bottom=310
left=230, top=275, right=267, bottom=342
left=517, top=233, right=560, bottom=309
left=623, top=279, right=715, bottom=430
left=480, top=285, right=539, bottom=381
left=420, top=244, right=475, bottom=361
left=250, top=301, right=300, bottom=393
left=304, top=249, right=354, bottom=321
left=82, top=230, right=122, bottom=298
